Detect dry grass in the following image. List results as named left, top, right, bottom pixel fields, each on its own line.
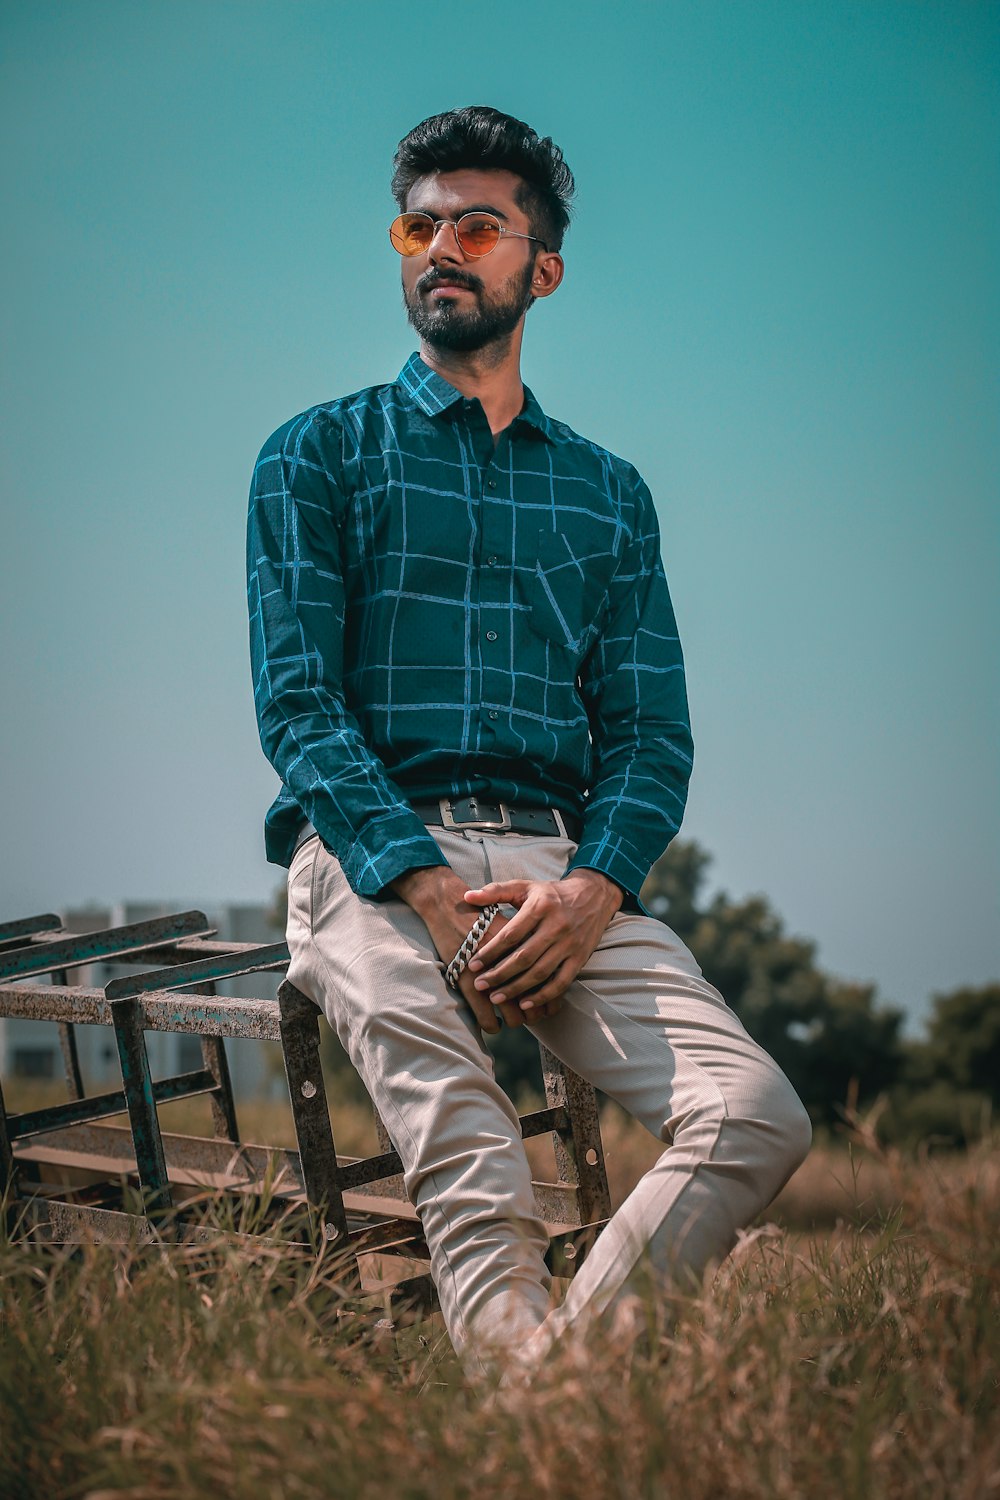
left=1, top=1100, right=998, bottom=1500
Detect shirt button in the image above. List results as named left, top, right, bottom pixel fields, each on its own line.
left=488, top=710, right=499, bottom=720
left=485, top=630, right=498, bottom=642
left=487, top=479, right=497, bottom=489
left=486, top=555, right=499, bottom=567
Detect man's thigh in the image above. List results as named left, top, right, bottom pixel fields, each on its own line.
left=283, top=830, right=535, bottom=1180
left=533, top=910, right=796, bottom=1141
left=284, top=830, right=489, bottom=1066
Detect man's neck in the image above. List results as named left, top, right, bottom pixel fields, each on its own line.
left=419, top=336, right=526, bottom=437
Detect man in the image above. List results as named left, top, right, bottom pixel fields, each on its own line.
left=247, top=106, right=810, bottom=1377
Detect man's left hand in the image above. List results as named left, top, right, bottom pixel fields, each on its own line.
left=463, top=870, right=623, bottom=1021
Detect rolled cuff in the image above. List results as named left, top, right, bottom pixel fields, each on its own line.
left=564, top=829, right=658, bottom=913
left=333, top=811, right=450, bottom=898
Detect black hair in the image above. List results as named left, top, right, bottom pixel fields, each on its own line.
left=391, top=106, right=575, bottom=252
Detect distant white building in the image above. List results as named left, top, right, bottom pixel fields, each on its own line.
left=0, top=900, right=288, bottom=1101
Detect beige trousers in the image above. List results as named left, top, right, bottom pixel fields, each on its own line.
left=285, top=826, right=812, bottom=1372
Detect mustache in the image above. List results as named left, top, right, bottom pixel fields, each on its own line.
left=416, top=268, right=484, bottom=295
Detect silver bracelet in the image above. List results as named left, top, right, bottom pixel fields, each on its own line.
left=445, top=904, right=501, bottom=989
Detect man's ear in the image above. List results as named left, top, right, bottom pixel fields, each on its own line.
left=530, top=251, right=564, bottom=299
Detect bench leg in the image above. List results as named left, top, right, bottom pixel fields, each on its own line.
left=111, top=996, right=172, bottom=1217
left=0, top=1078, right=14, bottom=1201
left=188, top=984, right=240, bottom=1144
left=277, top=982, right=351, bottom=1255
left=538, top=1044, right=612, bottom=1226
left=54, top=968, right=86, bottom=1100
left=201, top=1034, right=240, bottom=1144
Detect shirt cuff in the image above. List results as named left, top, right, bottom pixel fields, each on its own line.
left=564, top=829, right=655, bottom=912
left=324, top=810, right=449, bottom=898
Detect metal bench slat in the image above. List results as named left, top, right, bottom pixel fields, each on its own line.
left=104, top=942, right=289, bottom=999
left=9, top=1070, right=219, bottom=1140
left=0, top=913, right=62, bottom=945
left=0, top=911, right=214, bottom=981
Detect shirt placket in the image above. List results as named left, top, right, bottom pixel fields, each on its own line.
left=474, top=427, right=514, bottom=753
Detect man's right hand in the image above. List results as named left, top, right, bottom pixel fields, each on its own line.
left=390, top=866, right=516, bottom=1034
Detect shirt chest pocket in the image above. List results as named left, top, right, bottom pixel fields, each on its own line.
left=529, top=528, right=616, bottom=656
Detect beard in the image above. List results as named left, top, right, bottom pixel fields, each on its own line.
left=403, top=260, right=535, bottom=353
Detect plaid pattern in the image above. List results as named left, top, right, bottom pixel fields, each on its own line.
left=247, top=353, right=693, bottom=900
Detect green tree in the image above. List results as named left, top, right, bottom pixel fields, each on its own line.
left=921, top=982, right=1000, bottom=1101
left=642, top=842, right=905, bottom=1127
left=795, top=981, right=905, bottom=1123
left=887, top=983, right=999, bottom=1144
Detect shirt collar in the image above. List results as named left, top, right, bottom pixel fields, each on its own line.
left=396, top=352, right=556, bottom=443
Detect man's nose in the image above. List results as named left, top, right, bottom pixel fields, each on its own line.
left=427, top=219, right=464, bottom=264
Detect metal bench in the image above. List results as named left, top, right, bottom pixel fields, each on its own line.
left=0, top=908, right=611, bottom=1314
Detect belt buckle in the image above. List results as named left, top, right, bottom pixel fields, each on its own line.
left=439, top=797, right=512, bottom=833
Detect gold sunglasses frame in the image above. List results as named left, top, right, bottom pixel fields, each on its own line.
left=389, top=210, right=547, bottom=258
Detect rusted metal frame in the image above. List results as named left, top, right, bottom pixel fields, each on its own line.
left=19, top=1198, right=314, bottom=1252
left=139, top=936, right=285, bottom=965
left=17, top=1197, right=183, bottom=1245
left=199, top=1018, right=240, bottom=1144
left=9, top=933, right=257, bottom=964
left=9, top=1069, right=218, bottom=1141
left=57, top=1025, right=85, bottom=1099
left=277, top=981, right=352, bottom=1255
left=520, top=1105, right=569, bottom=1138
left=335, top=1151, right=402, bottom=1191
left=2, top=944, right=611, bottom=1271
left=12, top=1122, right=295, bottom=1191
left=51, top=965, right=87, bottom=1101
left=106, top=941, right=280, bottom=1149
left=334, top=1104, right=569, bottom=1193
left=0, top=1078, right=14, bottom=1199
left=385, top=1274, right=439, bottom=1317
left=538, top=1044, right=612, bottom=1226
left=178, top=976, right=241, bottom=1146
left=12, top=1120, right=583, bottom=1226
left=0, top=911, right=213, bottom=983
left=104, top=945, right=291, bottom=1148
left=103, top=942, right=289, bottom=1000
left=0, top=985, right=284, bottom=1041
left=110, top=996, right=172, bottom=1215
left=347, top=1218, right=428, bottom=1255
left=0, top=913, right=61, bottom=948
left=545, top=1220, right=605, bottom=1277
left=372, top=1106, right=394, bottom=1157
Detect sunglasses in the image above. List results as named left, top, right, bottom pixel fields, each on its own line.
left=389, top=211, right=547, bottom=259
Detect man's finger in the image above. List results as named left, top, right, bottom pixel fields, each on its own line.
left=459, top=980, right=500, bottom=1034
left=519, top=958, right=578, bottom=1012
left=485, top=947, right=568, bottom=1006
left=464, top=881, right=530, bottom=907
left=469, top=906, right=541, bottom=970
left=524, top=996, right=564, bottom=1022
left=477, top=940, right=568, bottom=1000
left=495, top=997, right=528, bottom=1029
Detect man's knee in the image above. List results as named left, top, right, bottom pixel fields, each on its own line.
left=727, top=1076, right=812, bottom=1209
left=769, top=1083, right=812, bottom=1180
left=675, top=1066, right=811, bottom=1207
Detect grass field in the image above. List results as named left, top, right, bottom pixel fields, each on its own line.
left=1, top=1095, right=997, bottom=1499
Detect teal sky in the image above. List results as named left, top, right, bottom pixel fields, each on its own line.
left=2, top=0, right=997, bottom=1028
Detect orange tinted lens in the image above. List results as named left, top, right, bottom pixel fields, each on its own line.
left=456, top=214, right=501, bottom=255
left=390, top=213, right=434, bottom=255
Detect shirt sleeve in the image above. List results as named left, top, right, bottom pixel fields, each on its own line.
left=247, top=408, right=449, bottom=896
left=564, top=473, right=694, bottom=902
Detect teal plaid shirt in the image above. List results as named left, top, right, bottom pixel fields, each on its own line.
left=247, top=354, right=693, bottom=901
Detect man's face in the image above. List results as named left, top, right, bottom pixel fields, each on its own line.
left=400, top=169, right=541, bottom=353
